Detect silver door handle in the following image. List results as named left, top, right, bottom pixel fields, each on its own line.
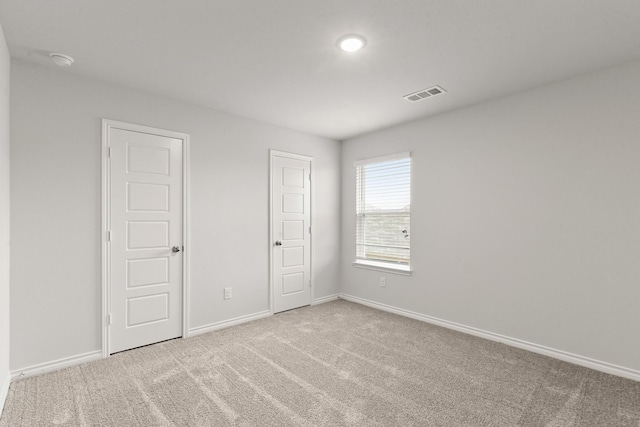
left=274, top=241, right=282, bottom=246
left=172, top=246, right=181, bottom=253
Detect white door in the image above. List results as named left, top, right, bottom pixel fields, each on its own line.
left=271, top=152, right=312, bottom=313
left=109, top=127, right=183, bottom=353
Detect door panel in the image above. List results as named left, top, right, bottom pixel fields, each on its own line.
left=127, top=144, right=170, bottom=175
left=272, top=153, right=311, bottom=313
left=283, top=220, right=304, bottom=240
left=282, top=193, right=304, bottom=213
left=127, top=183, right=169, bottom=211
left=282, top=247, right=304, bottom=267
left=127, top=257, right=169, bottom=288
left=110, top=128, right=183, bottom=353
left=127, top=293, right=169, bottom=326
left=282, top=272, right=304, bottom=294
left=127, top=221, right=170, bottom=249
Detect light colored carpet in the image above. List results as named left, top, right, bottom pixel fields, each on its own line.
left=1, top=300, right=639, bottom=426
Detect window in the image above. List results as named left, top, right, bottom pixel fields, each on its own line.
left=354, top=152, right=411, bottom=274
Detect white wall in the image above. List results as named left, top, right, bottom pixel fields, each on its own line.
left=0, top=23, right=11, bottom=409
left=10, top=60, right=341, bottom=371
left=341, top=60, right=640, bottom=373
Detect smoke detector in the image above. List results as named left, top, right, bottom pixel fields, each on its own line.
left=49, top=53, right=74, bottom=67
left=403, top=85, right=446, bottom=102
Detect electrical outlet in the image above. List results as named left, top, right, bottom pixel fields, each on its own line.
left=379, top=277, right=386, bottom=287
left=224, top=287, right=232, bottom=300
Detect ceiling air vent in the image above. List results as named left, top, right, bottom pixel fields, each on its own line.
left=403, top=85, right=446, bottom=102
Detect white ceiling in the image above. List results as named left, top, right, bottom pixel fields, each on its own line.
left=2, top=1, right=640, bottom=140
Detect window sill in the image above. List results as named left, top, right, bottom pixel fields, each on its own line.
left=352, top=260, right=412, bottom=276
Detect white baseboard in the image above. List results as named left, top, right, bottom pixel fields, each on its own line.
left=188, top=310, right=272, bottom=337
left=339, top=293, right=640, bottom=382
left=10, top=350, right=103, bottom=382
left=0, top=372, right=9, bottom=417
left=7, top=311, right=272, bottom=383
left=312, top=294, right=339, bottom=305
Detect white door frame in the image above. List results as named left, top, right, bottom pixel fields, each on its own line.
left=269, top=150, right=314, bottom=314
left=101, top=119, right=190, bottom=357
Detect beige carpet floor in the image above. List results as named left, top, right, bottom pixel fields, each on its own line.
left=1, top=300, right=639, bottom=426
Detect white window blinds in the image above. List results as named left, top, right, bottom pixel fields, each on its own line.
left=355, top=153, right=411, bottom=267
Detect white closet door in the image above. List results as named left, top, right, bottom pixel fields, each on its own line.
left=272, top=153, right=311, bottom=313
left=109, top=127, right=183, bottom=353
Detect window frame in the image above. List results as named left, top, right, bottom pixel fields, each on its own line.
left=353, top=152, right=412, bottom=276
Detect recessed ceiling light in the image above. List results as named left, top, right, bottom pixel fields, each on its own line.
left=337, top=34, right=367, bottom=52
left=49, top=53, right=74, bottom=67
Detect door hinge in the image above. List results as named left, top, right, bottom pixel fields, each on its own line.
left=107, top=147, right=111, bottom=158
left=309, top=173, right=311, bottom=181
left=309, top=280, right=312, bottom=288
left=107, top=231, right=111, bottom=241
left=107, top=314, right=112, bottom=325
left=309, top=226, right=312, bottom=234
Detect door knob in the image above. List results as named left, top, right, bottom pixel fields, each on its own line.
left=172, top=246, right=181, bottom=253
left=274, top=241, right=282, bottom=246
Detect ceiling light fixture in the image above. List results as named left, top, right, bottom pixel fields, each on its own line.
left=49, top=53, right=74, bottom=67
left=337, top=34, right=367, bottom=52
